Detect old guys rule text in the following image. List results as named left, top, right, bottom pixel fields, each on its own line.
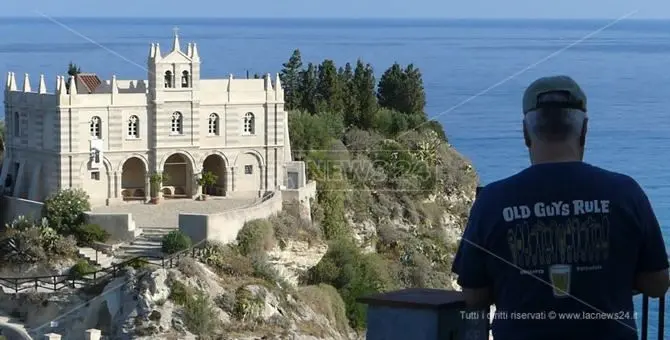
left=502, top=200, right=610, bottom=222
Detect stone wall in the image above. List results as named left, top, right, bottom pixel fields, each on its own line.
left=0, top=196, right=137, bottom=242
left=84, top=212, right=139, bottom=242
left=0, top=196, right=44, bottom=226
left=178, top=191, right=284, bottom=244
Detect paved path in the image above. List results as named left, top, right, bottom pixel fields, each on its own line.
left=91, top=198, right=258, bottom=229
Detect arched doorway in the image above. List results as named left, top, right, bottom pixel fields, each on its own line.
left=162, top=153, right=193, bottom=198
left=201, top=155, right=227, bottom=196
left=121, top=157, right=147, bottom=200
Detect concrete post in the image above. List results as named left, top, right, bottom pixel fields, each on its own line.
left=85, top=328, right=102, bottom=340
left=44, top=333, right=62, bottom=340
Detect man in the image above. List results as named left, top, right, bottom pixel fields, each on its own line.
left=452, top=75, right=669, bottom=340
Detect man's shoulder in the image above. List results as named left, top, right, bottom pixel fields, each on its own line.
left=582, top=164, right=643, bottom=190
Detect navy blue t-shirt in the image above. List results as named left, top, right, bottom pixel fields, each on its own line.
left=452, top=161, right=669, bottom=340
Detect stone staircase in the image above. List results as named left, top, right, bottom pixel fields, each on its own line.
left=114, top=227, right=173, bottom=260
left=77, top=247, right=117, bottom=267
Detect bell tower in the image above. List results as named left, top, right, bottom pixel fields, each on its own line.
left=147, top=28, right=201, bottom=99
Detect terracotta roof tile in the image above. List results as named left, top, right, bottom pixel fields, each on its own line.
left=77, top=73, right=101, bottom=93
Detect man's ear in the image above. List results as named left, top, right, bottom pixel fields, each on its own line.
left=579, top=117, right=588, bottom=147
left=523, top=119, right=531, bottom=148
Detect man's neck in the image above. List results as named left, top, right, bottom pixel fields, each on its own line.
left=529, top=146, right=582, bottom=165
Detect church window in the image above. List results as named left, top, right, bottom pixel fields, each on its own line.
left=244, top=165, right=253, bottom=175
left=164, top=70, right=173, bottom=88
left=128, top=115, right=139, bottom=138
left=13, top=112, right=20, bottom=136
left=91, top=171, right=100, bottom=180
left=181, top=71, right=190, bottom=88
left=208, top=113, right=219, bottom=135
left=171, top=112, right=183, bottom=134
left=90, top=116, right=101, bottom=139
left=243, top=112, right=255, bottom=135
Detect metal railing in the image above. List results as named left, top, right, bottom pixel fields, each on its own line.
left=0, top=241, right=210, bottom=295
left=640, top=294, right=666, bottom=340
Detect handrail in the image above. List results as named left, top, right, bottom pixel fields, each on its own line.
left=0, top=239, right=209, bottom=295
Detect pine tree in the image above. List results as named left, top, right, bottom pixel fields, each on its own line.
left=340, top=62, right=358, bottom=126
left=377, top=62, right=426, bottom=115
left=66, top=62, right=81, bottom=92
left=404, top=64, right=426, bottom=114
left=316, top=60, right=344, bottom=114
left=352, top=60, right=377, bottom=129
left=298, top=63, right=319, bottom=114
left=280, top=49, right=304, bottom=110
left=377, top=63, right=405, bottom=113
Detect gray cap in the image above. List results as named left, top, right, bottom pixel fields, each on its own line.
left=522, top=75, right=587, bottom=114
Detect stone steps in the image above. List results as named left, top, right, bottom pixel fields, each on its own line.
left=114, top=227, right=174, bottom=259
left=78, top=247, right=117, bottom=267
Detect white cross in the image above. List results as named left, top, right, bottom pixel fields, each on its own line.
left=173, top=26, right=180, bottom=36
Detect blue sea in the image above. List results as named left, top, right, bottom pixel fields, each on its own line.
left=0, top=18, right=668, bottom=336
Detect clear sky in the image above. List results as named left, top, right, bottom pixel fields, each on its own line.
left=0, top=0, right=667, bottom=19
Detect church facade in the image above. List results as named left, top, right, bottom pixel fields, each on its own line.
left=0, top=32, right=306, bottom=207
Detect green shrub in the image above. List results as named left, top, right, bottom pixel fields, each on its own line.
left=250, top=254, right=289, bottom=288
left=168, top=280, right=220, bottom=335
left=161, top=231, right=192, bottom=255
left=68, top=259, right=98, bottom=279
left=75, top=224, right=110, bottom=246
left=305, top=238, right=394, bottom=330
left=202, top=243, right=255, bottom=278
left=298, top=284, right=349, bottom=334
left=183, top=290, right=220, bottom=336
left=169, top=280, right=191, bottom=305
left=236, top=219, right=276, bottom=256
left=1, top=217, right=77, bottom=265
left=270, top=204, right=322, bottom=246
left=42, top=188, right=90, bottom=235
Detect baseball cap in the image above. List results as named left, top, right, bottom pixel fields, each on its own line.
left=522, top=75, right=587, bottom=114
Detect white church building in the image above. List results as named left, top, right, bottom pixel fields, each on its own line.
left=0, top=32, right=308, bottom=207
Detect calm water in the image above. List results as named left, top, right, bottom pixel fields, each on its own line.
left=0, top=18, right=668, bottom=335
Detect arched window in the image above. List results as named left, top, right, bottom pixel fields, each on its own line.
left=171, top=112, right=183, bottom=134
left=164, top=70, right=173, bottom=88
left=181, top=71, right=190, bottom=88
left=128, top=115, right=139, bottom=138
left=90, top=116, right=101, bottom=139
left=13, top=112, right=20, bottom=136
left=208, top=113, right=219, bottom=135
left=243, top=112, right=255, bottom=135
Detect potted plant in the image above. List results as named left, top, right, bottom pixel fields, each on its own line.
left=197, top=171, right=218, bottom=201
left=149, top=172, right=169, bottom=204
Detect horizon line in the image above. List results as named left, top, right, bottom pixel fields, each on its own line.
left=0, top=15, right=667, bottom=21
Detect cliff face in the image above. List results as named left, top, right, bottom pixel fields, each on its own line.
left=0, top=134, right=476, bottom=340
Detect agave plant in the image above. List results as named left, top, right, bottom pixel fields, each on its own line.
left=5, top=215, right=34, bottom=231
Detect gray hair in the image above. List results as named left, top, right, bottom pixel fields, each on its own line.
left=524, top=107, right=587, bottom=143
